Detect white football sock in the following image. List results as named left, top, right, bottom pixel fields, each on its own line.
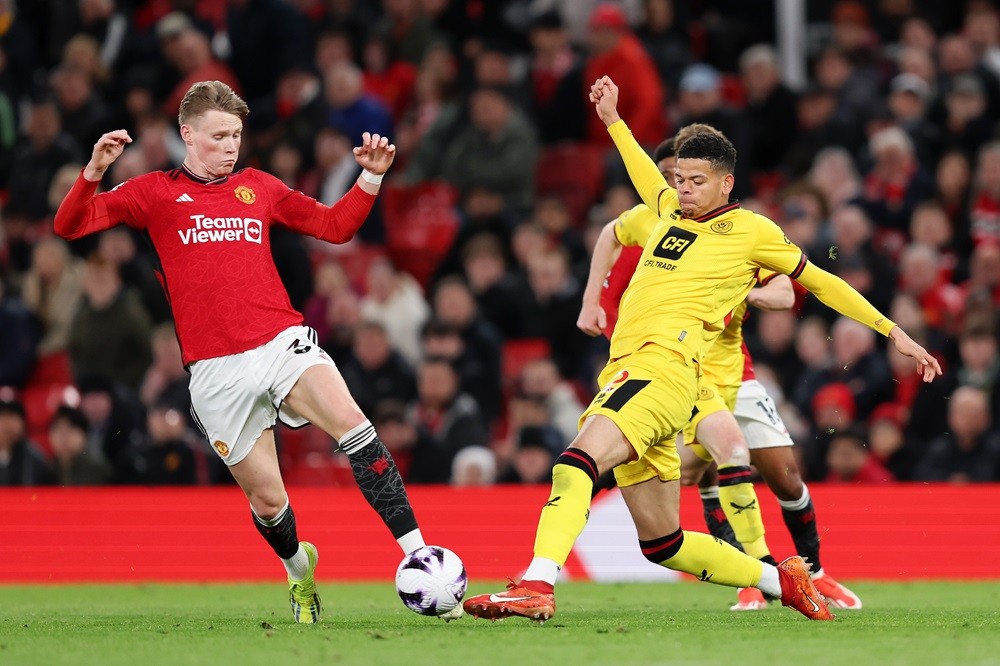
left=523, top=557, right=560, bottom=586
left=282, top=544, right=310, bottom=580
left=397, top=528, right=425, bottom=554
left=756, top=563, right=781, bottom=598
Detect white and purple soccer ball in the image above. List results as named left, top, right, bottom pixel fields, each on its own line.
left=395, top=545, right=467, bottom=617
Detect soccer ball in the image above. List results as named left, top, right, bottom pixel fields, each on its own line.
left=395, top=545, right=467, bottom=617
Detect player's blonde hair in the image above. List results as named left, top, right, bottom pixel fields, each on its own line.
left=178, top=80, right=249, bottom=126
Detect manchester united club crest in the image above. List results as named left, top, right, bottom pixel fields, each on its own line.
left=213, top=440, right=230, bottom=457
left=234, top=185, right=256, bottom=205
left=711, top=220, right=732, bottom=234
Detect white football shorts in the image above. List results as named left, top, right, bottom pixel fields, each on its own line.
left=188, top=325, right=336, bottom=465
left=733, top=379, right=794, bottom=449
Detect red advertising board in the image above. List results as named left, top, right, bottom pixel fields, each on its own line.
left=1, top=484, right=997, bottom=583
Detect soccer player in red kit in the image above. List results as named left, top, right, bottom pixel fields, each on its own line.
left=55, top=80, right=431, bottom=624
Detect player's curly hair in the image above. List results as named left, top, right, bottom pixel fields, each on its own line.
left=675, top=124, right=737, bottom=174
left=178, top=80, right=249, bottom=126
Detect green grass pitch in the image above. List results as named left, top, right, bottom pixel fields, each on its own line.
left=1, top=581, right=997, bottom=665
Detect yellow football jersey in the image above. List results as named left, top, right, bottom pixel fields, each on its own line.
left=607, top=119, right=896, bottom=365
left=612, top=202, right=805, bottom=363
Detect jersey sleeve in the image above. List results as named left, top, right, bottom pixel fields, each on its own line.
left=261, top=171, right=376, bottom=245
left=607, top=120, right=675, bottom=218
left=794, top=262, right=897, bottom=337
left=757, top=268, right=779, bottom=285
left=53, top=170, right=150, bottom=240
left=748, top=216, right=809, bottom=278
left=613, top=204, right=659, bottom=247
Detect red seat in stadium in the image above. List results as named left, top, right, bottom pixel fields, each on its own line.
left=380, top=181, right=461, bottom=287
left=536, top=143, right=606, bottom=225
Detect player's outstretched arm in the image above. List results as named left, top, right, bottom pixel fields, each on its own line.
left=352, top=131, right=395, bottom=195
left=54, top=130, right=135, bottom=240
left=590, top=76, right=671, bottom=216
left=747, top=274, right=795, bottom=311
left=794, top=261, right=942, bottom=382
left=578, top=220, right=623, bottom=337
left=84, top=130, right=132, bottom=181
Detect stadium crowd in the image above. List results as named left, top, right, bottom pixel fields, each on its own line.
left=2, top=0, right=1000, bottom=487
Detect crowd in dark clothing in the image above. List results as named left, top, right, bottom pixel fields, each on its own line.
left=3, top=0, right=1000, bottom=487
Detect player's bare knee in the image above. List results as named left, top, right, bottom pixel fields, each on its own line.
left=770, top=472, right=804, bottom=502
left=680, top=468, right=701, bottom=486
left=724, top=443, right=750, bottom=467
left=249, top=491, right=288, bottom=520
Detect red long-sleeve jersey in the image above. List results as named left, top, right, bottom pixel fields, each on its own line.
left=55, top=166, right=376, bottom=364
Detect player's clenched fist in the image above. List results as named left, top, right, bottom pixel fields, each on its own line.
left=590, top=76, right=621, bottom=127
left=85, top=130, right=132, bottom=181
left=577, top=301, right=608, bottom=337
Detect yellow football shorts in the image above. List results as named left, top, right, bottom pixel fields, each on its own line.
left=682, top=377, right=739, bottom=462
left=579, top=344, right=698, bottom=487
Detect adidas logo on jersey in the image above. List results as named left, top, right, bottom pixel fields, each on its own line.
left=178, top=214, right=262, bottom=245
left=175, top=193, right=194, bottom=202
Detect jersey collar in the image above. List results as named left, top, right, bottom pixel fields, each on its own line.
left=180, top=164, right=230, bottom=185
left=688, top=200, right=741, bottom=223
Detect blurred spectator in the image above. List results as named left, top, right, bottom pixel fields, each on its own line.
left=340, top=320, right=417, bottom=417
left=739, top=44, right=797, bottom=174
left=583, top=2, right=665, bottom=148
left=139, top=323, right=188, bottom=412
left=360, top=257, right=429, bottom=368
left=361, top=31, right=417, bottom=123
left=940, top=74, right=993, bottom=159
left=499, top=425, right=560, bottom=484
left=965, top=4, right=1000, bottom=80
left=440, top=86, right=539, bottom=216
left=0, top=276, right=40, bottom=388
left=859, top=126, right=934, bottom=234
left=225, top=0, right=309, bottom=104
left=934, top=33, right=1000, bottom=124
left=460, top=232, right=524, bottom=339
left=775, top=181, right=830, bottom=261
left=913, top=386, right=1000, bottom=482
left=814, top=45, right=880, bottom=129
left=49, top=64, right=109, bottom=153
left=302, top=259, right=351, bottom=346
left=269, top=225, right=314, bottom=311
left=377, top=0, right=440, bottom=65
left=970, top=141, right=1000, bottom=247
left=519, top=248, right=590, bottom=380
left=0, top=398, right=52, bottom=486
left=323, top=60, right=394, bottom=145
left=156, top=12, right=242, bottom=119
left=431, top=277, right=502, bottom=422
left=823, top=205, right=896, bottom=315
left=887, top=72, right=939, bottom=165
left=317, top=283, right=361, bottom=365
left=898, top=243, right=964, bottom=333
left=528, top=10, right=586, bottom=144
left=676, top=62, right=751, bottom=198
left=935, top=149, right=973, bottom=245
left=520, top=358, right=585, bottom=445
left=747, top=309, right=803, bottom=397
left=802, top=381, right=856, bottom=480
left=532, top=196, right=588, bottom=275
left=47, top=405, right=112, bottom=485
left=825, top=427, right=894, bottom=484
left=67, top=255, right=152, bottom=391
left=636, top=0, right=690, bottom=95
left=125, top=400, right=198, bottom=485
left=370, top=398, right=441, bottom=484
left=77, top=373, right=144, bottom=477
left=961, top=241, right=1000, bottom=306
left=21, top=237, right=82, bottom=356
left=300, top=127, right=358, bottom=205
left=867, top=403, right=915, bottom=480
left=97, top=226, right=171, bottom=323
left=451, top=445, right=497, bottom=486
left=785, top=83, right=858, bottom=177
left=410, top=356, right=489, bottom=477
left=909, top=201, right=958, bottom=278
left=6, top=97, right=82, bottom=220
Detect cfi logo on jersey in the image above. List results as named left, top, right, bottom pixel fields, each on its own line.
left=234, top=185, right=256, bottom=205
left=711, top=220, right=732, bottom=234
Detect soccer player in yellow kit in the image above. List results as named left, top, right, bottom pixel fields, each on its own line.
left=463, top=76, right=940, bottom=623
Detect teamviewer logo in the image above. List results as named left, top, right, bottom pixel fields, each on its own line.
left=178, top=215, right=264, bottom=245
